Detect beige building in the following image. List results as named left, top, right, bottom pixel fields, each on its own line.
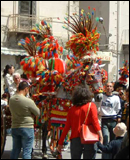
left=1, top=1, right=79, bottom=94
left=1, top=1, right=129, bottom=94
left=79, top=1, right=129, bottom=83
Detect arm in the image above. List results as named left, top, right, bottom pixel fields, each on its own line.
left=90, top=103, right=102, bottom=139
left=29, top=100, right=40, bottom=117
left=97, top=141, right=113, bottom=153
left=97, top=130, right=103, bottom=144
left=5, top=75, right=13, bottom=87
left=115, top=96, right=121, bottom=123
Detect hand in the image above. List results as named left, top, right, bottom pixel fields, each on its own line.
left=99, top=137, right=103, bottom=144
left=57, top=145, right=63, bottom=153
left=97, top=130, right=103, bottom=144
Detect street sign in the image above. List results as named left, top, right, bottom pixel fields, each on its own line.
left=97, top=51, right=112, bottom=61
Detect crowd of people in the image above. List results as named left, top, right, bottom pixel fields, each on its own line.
left=1, top=64, right=129, bottom=159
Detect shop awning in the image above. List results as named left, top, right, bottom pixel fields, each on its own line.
left=1, top=47, right=29, bottom=56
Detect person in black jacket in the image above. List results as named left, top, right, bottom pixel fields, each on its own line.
left=114, top=116, right=129, bottom=159
left=97, top=122, right=127, bottom=159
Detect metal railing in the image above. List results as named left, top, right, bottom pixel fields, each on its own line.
left=6, top=14, right=53, bottom=32
left=1, top=14, right=69, bottom=47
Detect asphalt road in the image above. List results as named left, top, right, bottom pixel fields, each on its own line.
left=1, top=135, right=101, bottom=159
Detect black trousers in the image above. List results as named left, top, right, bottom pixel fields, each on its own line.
left=70, top=137, right=97, bottom=159
left=42, top=121, right=48, bottom=153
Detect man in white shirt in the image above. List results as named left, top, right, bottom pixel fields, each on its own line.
left=99, top=82, right=121, bottom=159
left=8, top=73, right=21, bottom=97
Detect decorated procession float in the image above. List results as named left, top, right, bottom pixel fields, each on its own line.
left=19, top=7, right=109, bottom=159
left=1, top=7, right=110, bottom=159
left=114, top=60, right=129, bottom=92
left=18, top=7, right=109, bottom=159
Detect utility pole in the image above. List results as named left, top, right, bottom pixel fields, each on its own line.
left=68, top=1, right=70, bottom=41
left=116, top=1, right=120, bottom=80
left=68, top=1, right=70, bottom=55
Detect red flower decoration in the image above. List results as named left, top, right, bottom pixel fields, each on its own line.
left=88, top=6, right=90, bottom=10
left=93, top=8, right=96, bottom=11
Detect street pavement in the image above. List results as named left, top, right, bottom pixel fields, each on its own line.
left=1, top=135, right=101, bottom=159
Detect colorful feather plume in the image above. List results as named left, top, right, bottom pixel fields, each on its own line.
left=37, top=36, right=63, bottom=60
left=118, top=60, right=129, bottom=85
left=18, top=35, right=38, bottom=56
left=30, top=20, right=52, bottom=39
left=63, top=7, right=103, bottom=59
left=66, top=55, right=82, bottom=71
left=20, top=57, right=46, bottom=78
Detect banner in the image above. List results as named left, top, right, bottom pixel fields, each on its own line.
left=97, top=51, right=112, bottom=61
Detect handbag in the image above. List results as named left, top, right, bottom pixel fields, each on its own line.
left=80, top=102, right=99, bottom=144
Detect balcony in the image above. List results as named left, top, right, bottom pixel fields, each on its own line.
left=1, top=14, right=68, bottom=49
left=6, top=14, right=53, bottom=33
left=1, top=14, right=53, bottom=48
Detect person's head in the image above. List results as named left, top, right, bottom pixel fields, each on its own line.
left=21, top=73, right=28, bottom=80
left=72, top=84, right=93, bottom=106
left=18, top=81, right=29, bottom=96
left=119, top=90, right=125, bottom=100
left=3, top=65, right=15, bottom=77
left=113, top=122, right=127, bottom=137
left=13, top=73, right=21, bottom=85
left=114, top=82, right=126, bottom=92
left=106, top=82, right=114, bottom=95
left=126, top=86, right=129, bottom=102
left=1, top=93, right=8, bottom=100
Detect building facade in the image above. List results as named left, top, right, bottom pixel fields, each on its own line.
left=79, top=1, right=129, bottom=83
left=1, top=1, right=129, bottom=94
left=1, top=1, right=79, bottom=94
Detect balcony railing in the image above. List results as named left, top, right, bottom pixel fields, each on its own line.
left=1, top=14, right=68, bottom=48
left=6, top=14, right=53, bottom=33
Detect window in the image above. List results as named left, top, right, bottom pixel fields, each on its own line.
left=18, top=1, right=36, bottom=30
left=18, top=1, right=36, bottom=16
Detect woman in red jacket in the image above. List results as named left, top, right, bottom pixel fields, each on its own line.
left=57, top=85, right=103, bottom=159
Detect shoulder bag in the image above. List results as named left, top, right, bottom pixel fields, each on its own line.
left=80, top=102, right=99, bottom=144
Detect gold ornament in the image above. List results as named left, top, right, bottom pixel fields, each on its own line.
left=65, top=101, right=71, bottom=107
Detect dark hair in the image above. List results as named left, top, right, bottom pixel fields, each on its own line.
left=2, top=93, right=8, bottom=99
left=114, top=82, right=126, bottom=91
left=21, top=73, right=28, bottom=80
left=72, top=85, right=93, bottom=106
left=3, top=65, right=14, bottom=77
left=18, top=81, right=29, bottom=91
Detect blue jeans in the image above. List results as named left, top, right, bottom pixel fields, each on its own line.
left=70, top=137, right=97, bottom=159
left=11, top=128, right=34, bottom=159
left=101, top=119, right=116, bottom=159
